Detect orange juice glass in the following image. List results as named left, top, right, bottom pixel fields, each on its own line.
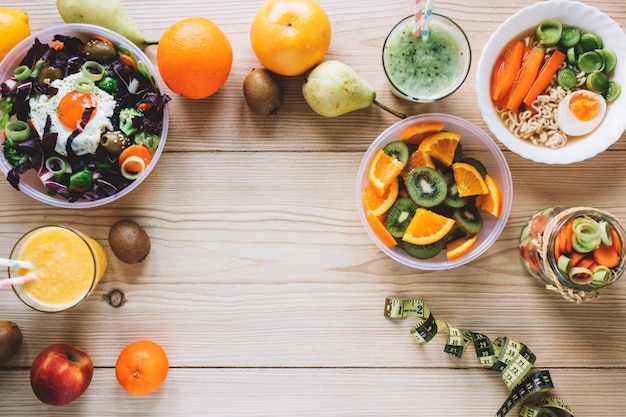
left=9, top=225, right=107, bottom=312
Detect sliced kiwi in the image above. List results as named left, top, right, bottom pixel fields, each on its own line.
left=400, top=238, right=445, bottom=260
left=406, top=166, right=447, bottom=208
left=453, top=205, right=484, bottom=234
left=443, top=172, right=470, bottom=208
left=385, top=198, right=418, bottom=238
left=460, top=157, right=487, bottom=178
left=383, top=141, right=409, bottom=165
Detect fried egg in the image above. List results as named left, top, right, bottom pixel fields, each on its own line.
left=557, top=90, right=607, bottom=137
left=29, top=72, right=116, bottom=156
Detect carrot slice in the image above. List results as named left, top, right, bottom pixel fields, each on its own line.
left=593, top=243, right=620, bottom=268
left=569, top=251, right=586, bottom=267
left=577, top=255, right=596, bottom=270
left=523, top=49, right=566, bottom=108
left=504, top=46, right=545, bottom=111
left=492, top=40, right=525, bottom=102
left=610, top=227, right=621, bottom=252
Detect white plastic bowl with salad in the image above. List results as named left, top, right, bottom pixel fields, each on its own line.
left=0, top=24, right=170, bottom=208
left=476, top=0, right=626, bottom=164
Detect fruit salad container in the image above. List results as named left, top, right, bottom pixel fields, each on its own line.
left=356, top=113, right=513, bottom=270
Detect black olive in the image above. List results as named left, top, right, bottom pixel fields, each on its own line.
left=84, top=38, right=117, bottom=64
left=100, top=131, right=131, bottom=154
left=37, top=65, right=63, bottom=86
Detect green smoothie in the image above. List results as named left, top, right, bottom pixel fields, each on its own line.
left=383, top=14, right=471, bottom=102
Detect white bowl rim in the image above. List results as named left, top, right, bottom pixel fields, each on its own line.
left=476, top=0, right=626, bottom=164
left=356, top=113, right=513, bottom=270
left=0, top=23, right=169, bottom=208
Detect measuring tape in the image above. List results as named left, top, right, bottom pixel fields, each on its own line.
left=384, top=298, right=575, bottom=417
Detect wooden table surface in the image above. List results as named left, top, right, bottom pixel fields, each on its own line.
left=1, top=0, right=626, bottom=415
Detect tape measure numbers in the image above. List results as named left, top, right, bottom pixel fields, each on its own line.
left=384, top=298, right=575, bottom=417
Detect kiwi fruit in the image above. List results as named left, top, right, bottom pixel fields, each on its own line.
left=383, top=141, right=409, bottom=165
left=443, top=172, right=469, bottom=208
left=0, top=320, right=23, bottom=365
left=453, top=205, right=484, bottom=234
left=108, top=219, right=151, bottom=264
left=385, top=198, right=418, bottom=238
left=460, top=157, right=487, bottom=178
left=243, top=68, right=284, bottom=116
left=400, top=238, right=445, bottom=260
left=406, top=166, right=447, bottom=208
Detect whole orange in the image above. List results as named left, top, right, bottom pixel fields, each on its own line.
left=0, top=8, right=30, bottom=61
left=250, top=0, right=331, bottom=76
left=115, top=340, right=169, bottom=396
left=157, top=17, right=232, bottom=99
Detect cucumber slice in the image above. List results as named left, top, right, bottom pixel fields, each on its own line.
left=536, top=20, right=562, bottom=46
left=580, top=32, right=603, bottom=51
left=604, top=80, right=621, bottom=103
left=577, top=51, right=604, bottom=73
left=599, top=48, right=617, bottom=73
left=557, top=67, right=577, bottom=89
left=560, top=27, right=581, bottom=48
left=566, top=47, right=578, bottom=65
left=586, top=71, right=609, bottom=94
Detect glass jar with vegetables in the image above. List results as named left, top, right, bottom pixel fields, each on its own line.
left=519, top=207, right=626, bottom=303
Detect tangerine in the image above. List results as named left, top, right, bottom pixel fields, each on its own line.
left=0, top=8, right=29, bottom=61
left=368, top=149, right=404, bottom=196
left=115, top=340, right=169, bottom=396
left=157, top=17, right=232, bottom=99
left=399, top=122, right=444, bottom=144
left=446, top=234, right=478, bottom=261
left=366, top=211, right=397, bottom=247
left=402, top=208, right=455, bottom=246
left=363, top=177, right=399, bottom=217
left=476, top=174, right=503, bottom=217
left=250, top=0, right=331, bottom=76
left=418, top=131, right=460, bottom=166
left=451, top=162, right=489, bottom=197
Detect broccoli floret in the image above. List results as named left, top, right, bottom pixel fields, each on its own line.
left=2, top=138, right=28, bottom=166
left=119, top=108, right=144, bottom=137
left=134, top=130, right=160, bottom=154
left=98, top=76, right=120, bottom=95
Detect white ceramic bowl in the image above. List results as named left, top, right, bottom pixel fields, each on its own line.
left=476, top=0, right=626, bottom=164
left=0, top=24, right=169, bottom=208
left=356, top=113, right=513, bottom=270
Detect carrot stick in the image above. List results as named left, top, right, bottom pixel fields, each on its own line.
left=561, top=220, right=574, bottom=255
left=490, top=53, right=506, bottom=101
left=577, top=255, right=596, bottom=270
left=523, top=49, right=566, bottom=108
left=554, top=234, right=562, bottom=261
left=491, top=40, right=525, bottom=102
left=504, top=46, right=545, bottom=111
left=593, top=243, right=620, bottom=268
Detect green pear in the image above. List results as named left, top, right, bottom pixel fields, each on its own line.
left=56, top=0, right=154, bottom=49
left=302, top=60, right=405, bottom=118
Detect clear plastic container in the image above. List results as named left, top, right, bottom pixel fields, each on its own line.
left=519, top=207, right=626, bottom=302
left=356, top=113, right=513, bottom=270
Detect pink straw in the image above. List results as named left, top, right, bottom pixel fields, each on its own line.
left=413, top=0, right=424, bottom=37
left=0, top=273, right=37, bottom=288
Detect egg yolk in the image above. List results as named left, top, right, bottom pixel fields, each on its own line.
left=568, top=91, right=600, bottom=122
left=57, top=90, right=98, bottom=130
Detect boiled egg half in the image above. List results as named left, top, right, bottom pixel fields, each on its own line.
left=29, top=72, right=116, bottom=156
left=557, top=90, right=607, bottom=137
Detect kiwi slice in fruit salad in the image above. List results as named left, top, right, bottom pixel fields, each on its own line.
left=406, top=166, right=447, bottom=208
left=453, top=205, right=484, bottom=234
left=383, top=141, right=409, bottom=165
left=441, top=172, right=468, bottom=208
left=400, top=238, right=446, bottom=260
left=385, top=198, right=419, bottom=238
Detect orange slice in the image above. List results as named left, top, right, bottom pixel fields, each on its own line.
left=418, top=131, right=461, bottom=166
left=366, top=211, right=397, bottom=246
left=402, top=207, right=455, bottom=245
left=451, top=162, right=489, bottom=197
left=475, top=174, right=503, bottom=217
left=401, top=149, right=435, bottom=181
left=446, top=234, right=478, bottom=261
left=368, top=149, right=404, bottom=195
left=362, top=177, right=399, bottom=217
left=399, top=121, right=445, bottom=144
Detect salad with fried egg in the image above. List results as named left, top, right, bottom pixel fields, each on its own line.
left=0, top=33, right=170, bottom=202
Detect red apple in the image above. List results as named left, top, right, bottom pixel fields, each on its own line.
left=30, top=343, right=93, bottom=406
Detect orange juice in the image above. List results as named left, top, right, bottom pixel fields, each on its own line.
left=10, top=226, right=107, bottom=312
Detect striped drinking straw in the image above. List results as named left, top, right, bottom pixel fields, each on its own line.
left=413, top=0, right=424, bottom=37
left=421, top=0, right=434, bottom=41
